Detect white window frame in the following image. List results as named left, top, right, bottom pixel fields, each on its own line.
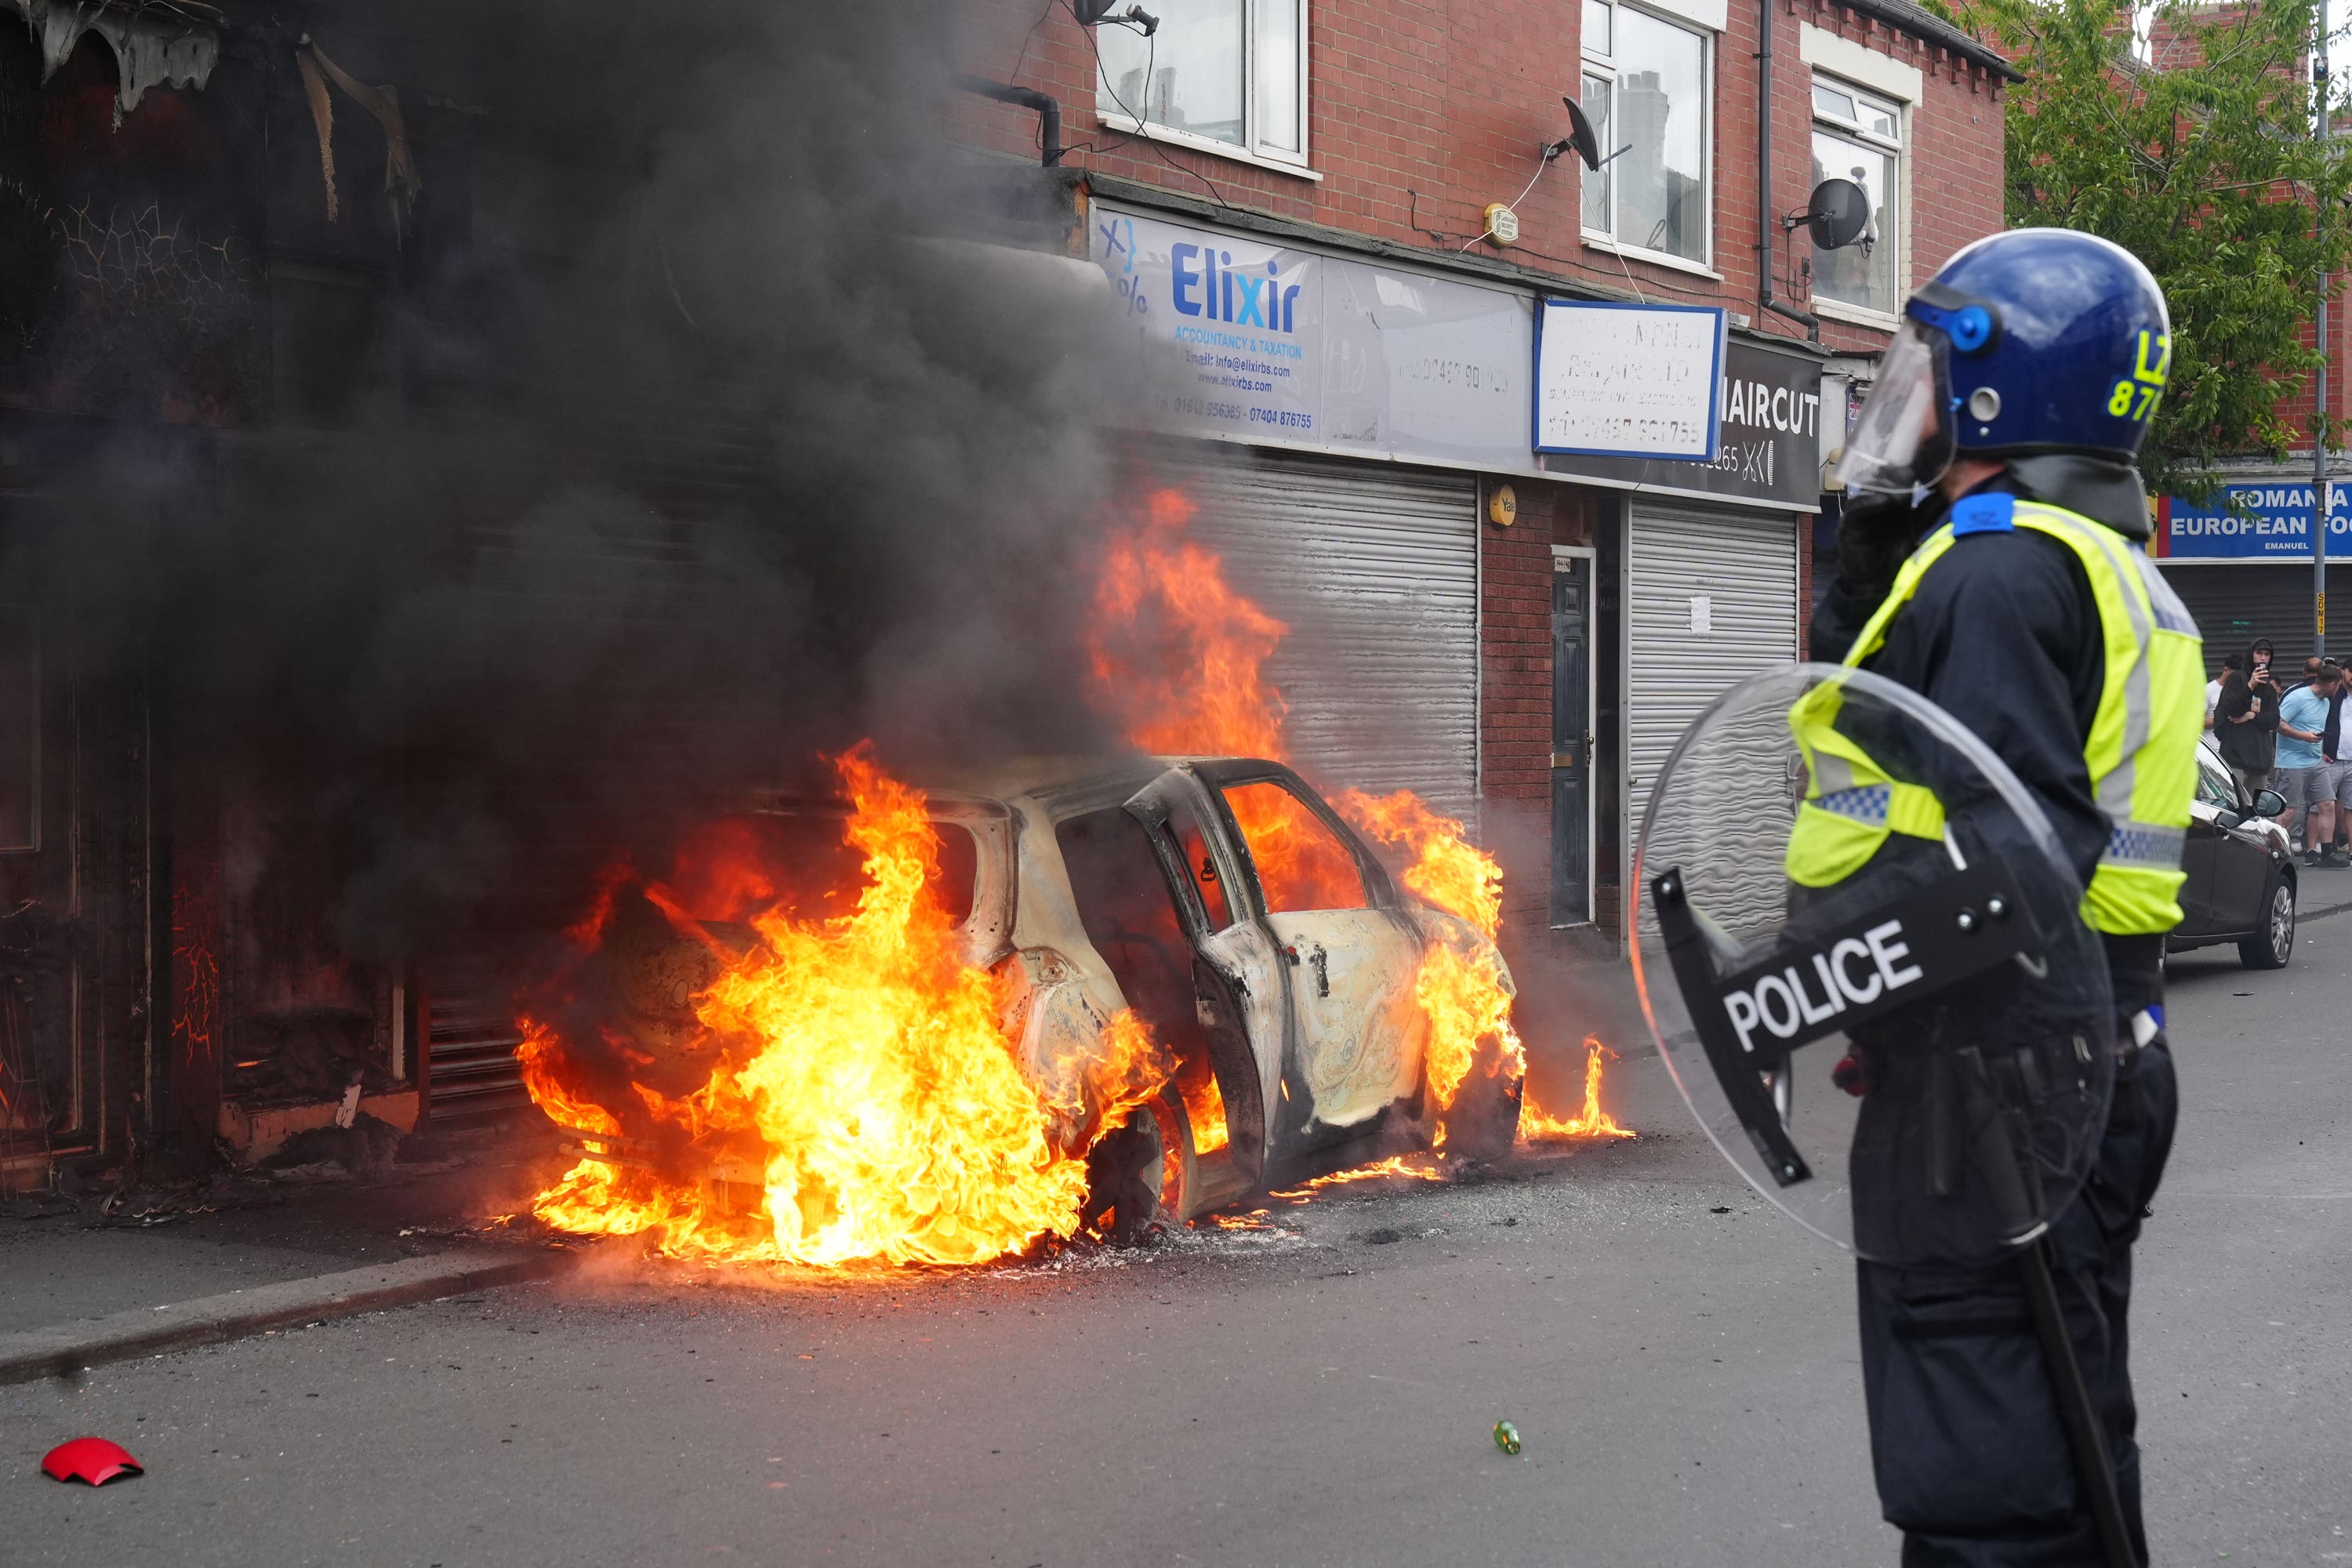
left=1577, top=0, right=1716, bottom=274
left=1094, top=1, right=1317, bottom=180
left=1798, top=26, right=1922, bottom=330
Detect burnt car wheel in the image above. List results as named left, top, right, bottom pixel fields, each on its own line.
left=1083, top=1085, right=1195, bottom=1243
left=2240, top=877, right=2296, bottom=970
left=1436, top=1043, right=1526, bottom=1163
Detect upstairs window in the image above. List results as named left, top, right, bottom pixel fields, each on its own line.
left=1095, top=0, right=1308, bottom=167
left=1580, top=0, right=1711, bottom=267
left=1810, top=78, right=1903, bottom=316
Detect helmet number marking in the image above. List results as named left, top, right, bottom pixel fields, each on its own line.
left=2105, top=330, right=2171, bottom=423
left=2107, top=380, right=2163, bottom=421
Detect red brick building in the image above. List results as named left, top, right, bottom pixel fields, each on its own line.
left=956, top=0, right=2014, bottom=956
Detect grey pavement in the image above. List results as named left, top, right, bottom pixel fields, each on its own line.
left=2, top=911, right=2349, bottom=1566
left=0, top=1126, right=561, bottom=1338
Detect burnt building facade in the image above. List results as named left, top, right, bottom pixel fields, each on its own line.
left=1, top=2, right=1131, bottom=1189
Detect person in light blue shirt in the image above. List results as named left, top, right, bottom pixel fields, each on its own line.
left=2276, top=669, right=2340, bottom=866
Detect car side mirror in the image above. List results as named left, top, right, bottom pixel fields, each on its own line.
left=2252, top=788, right=2288, bottom=818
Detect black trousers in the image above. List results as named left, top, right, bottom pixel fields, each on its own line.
left=1857, top=1038, right=2179, bottom=1566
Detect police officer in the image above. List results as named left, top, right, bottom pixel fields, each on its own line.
left=1811, top=229, right=2196, bottom=1565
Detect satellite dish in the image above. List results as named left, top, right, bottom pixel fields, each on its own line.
left=1806, top=178, right=1872, bottom=250
left=1561, top=95, right=1606, bottom=172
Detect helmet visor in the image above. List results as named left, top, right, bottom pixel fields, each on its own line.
left=1835, top=322, right=1956, bottom=495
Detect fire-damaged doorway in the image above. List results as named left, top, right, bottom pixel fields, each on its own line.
left=1551, top=547, right=1594, bottom=927
left=0, top=536, right=154, bottom=1192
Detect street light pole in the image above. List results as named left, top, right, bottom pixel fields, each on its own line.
left=2319, top=13, right=2333, bottom=658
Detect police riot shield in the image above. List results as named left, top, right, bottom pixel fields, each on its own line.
left=1632, top=663, right=2115, bottom=1266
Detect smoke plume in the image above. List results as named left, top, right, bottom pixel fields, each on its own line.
left=2, top=1, right=1134, bottom=974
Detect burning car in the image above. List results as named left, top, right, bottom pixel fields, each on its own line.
left=521, top=750, right=1523, bottom=1261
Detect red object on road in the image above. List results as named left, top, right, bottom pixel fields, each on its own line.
left=39, top=1437, right=143, bottom=1486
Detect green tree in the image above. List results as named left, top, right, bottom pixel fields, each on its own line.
left=1951, top=0, right=2352, bottom=497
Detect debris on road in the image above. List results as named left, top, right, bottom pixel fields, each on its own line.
left=1493, top=1421, right=1523, bottom=1456
left=40, top=1437, right=143, bottom=1486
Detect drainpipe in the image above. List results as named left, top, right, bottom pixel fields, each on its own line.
left=956, top=74, right=1064, bottom=167
left=1756, top=0, right=1821, bottom=340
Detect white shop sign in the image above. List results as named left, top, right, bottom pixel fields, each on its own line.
left=1534, top=299, right=1726, bottom=462
left=1091, top=204, right=1534, bottom=473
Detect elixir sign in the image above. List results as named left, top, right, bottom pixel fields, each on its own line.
left=1093, top=206, right=1321, bottom=440
left=1534, top=299, right=1725, bottom=461
left=1091, top=204, right=1534, bottom=470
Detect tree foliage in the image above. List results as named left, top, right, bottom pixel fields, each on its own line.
left=1952, top=0, right=2352, bottom=496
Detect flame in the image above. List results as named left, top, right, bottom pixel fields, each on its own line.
left=1269, top=1154, right=1447, bottom=1197
left=1523, top=1036, right=1635, bottom=1142
left=1330, top=788, right=1521, bottom=1121
left=521, top=746, right=1171, bottom=1268
left=1089, top=488, right=1287, bottom=759
left=1181, top=1068, right=1229, bottom=1155
left=516, top=1022, right=620, bottom=1138
left=1334, top=789, right=1504, bottom=939
left=1086, top=488, right=1628, bottom=1152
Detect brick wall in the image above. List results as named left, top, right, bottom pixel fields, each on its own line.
left=954, top=0, right=2000, bottom=953
left=957, top=0, right=2007, bottom=347
left=1478, top=478, right=1598, bottom=939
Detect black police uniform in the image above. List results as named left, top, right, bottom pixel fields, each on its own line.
left=1814, top=455, right=2182, bottom=1567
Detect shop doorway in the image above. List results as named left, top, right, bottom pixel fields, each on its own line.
left=1552, top=549, right=1595, bottom=926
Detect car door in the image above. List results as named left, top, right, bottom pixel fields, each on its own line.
left=1192, top=762, right=1425, bottom=1147
left=2178, top=748, right=2236, bottom=938
left=1121, top=770, right=1283, bottom=1181
left=2202, top=750, right=2276, bottom=935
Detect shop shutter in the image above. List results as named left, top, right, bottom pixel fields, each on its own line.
left=2157, top=562, right=2317, bottom=659
left=423, top=981, right=531, bottom=1125
left=1158, top=449, right=1482, bottom=822
left=1627, top=503, right=1801, bottom=942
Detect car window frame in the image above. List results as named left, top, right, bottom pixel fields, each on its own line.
left=1182, top=759, right=1400, bottom=916
left=2193, top=746, right=2241, bottom=813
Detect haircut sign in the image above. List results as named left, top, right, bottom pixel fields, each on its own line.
left=1539, top=338, right=1824, bottom=511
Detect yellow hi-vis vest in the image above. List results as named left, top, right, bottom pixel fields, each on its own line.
left=1787, top=492, right=2205, bottom=935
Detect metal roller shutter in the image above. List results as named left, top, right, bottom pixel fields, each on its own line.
left=2156, top=563, right=2315, bottom=659
left=1627, top=503, right=1800, bottom=942
left=1165, top=450, right=1481, bottom=822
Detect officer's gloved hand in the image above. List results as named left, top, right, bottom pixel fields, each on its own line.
left=1810, top=488, right=1943, bottom=662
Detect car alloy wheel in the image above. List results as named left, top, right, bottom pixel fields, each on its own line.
left=2241, top=880, right=2296, bottom=970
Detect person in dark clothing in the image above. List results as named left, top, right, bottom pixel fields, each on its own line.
left=2214, top=649, right=2280, bottom=794
left=1813, top=228, right=2189, bottom=1567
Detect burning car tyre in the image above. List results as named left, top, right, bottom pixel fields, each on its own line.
left=1436, top=1039, right=1525, bottom=1163
left=1084, top=1084, right=1196, bottom=1243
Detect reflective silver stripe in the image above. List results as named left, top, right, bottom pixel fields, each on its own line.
left=2102, top=822, right=2187, bottom=869
left=1811, top=752, right=1861, bottom=793
left=2131, top=548, right=2202, bottom=637
left=2017, top=506, right=2154, bottom=829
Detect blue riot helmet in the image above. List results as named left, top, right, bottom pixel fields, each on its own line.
left=1837, top=229, right=2172, bottom=495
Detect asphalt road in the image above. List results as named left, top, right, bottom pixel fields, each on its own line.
left=7, top=915, right=2350, bottom=1568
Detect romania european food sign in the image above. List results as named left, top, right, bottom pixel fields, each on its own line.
left=2157, top=484, right=2352, bottom=560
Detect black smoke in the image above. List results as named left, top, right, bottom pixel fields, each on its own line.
left=2, top=0, right=1135, bottom=976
